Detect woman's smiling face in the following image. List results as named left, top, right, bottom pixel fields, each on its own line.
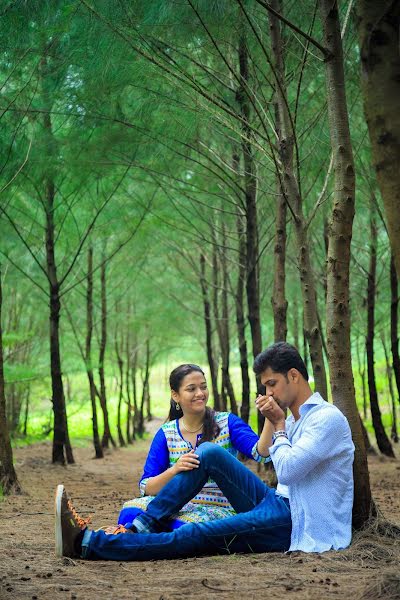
left=171, top=371, right=209, bottom=415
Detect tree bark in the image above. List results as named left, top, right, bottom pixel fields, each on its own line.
left=272, top=182, right=288, bottom=342
left=46, top=182, right=73, bottom=465
left=85, top=246, right=103, bottom=459
left=199, top=253, right=220, bottom=411
left=234, top=187, right=251, bottom=423
left=271, top=99, right=287, bottom=342
left=22, top=386, right=30, bottom=437
left=213, top=226, right=237, bottom=415
left=268, top=0, right=327, bottom=399
left=319, top=0, right=372, bottom=526
left=237, top=35, right=262, bottom=364
left=40, top=50, right=73, bottom=465
left=356, top=2, right=400, bottom=277
left=130, top=342, right=138, bottom=440
left=125, top=311, right=133, bottom=444
left=390, top=254, right=400, bottom=405
left=0, top=270, right=22, bottom=494
left=237, top=34, right=264, bottom=433
left=115, top=331, right=126, bottom=447
left=98, top=258, right=115, bottom=449
left=366, top=201, right=394, bottom=457
left=212, top=242, right=226, bottom=411
left=382, top=335, right=399, bottom=443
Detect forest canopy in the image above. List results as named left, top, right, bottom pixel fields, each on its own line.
left=1, top=0, right=399, bottom=525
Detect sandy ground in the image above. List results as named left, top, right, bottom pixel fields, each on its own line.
left=1, top=420, right=399, bottom=600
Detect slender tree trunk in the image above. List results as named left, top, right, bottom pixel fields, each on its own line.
left=115, top=333, right=126, bottom=447
left=366, top=201, right=394, bottom=457
left=85, top=247, right=103, bottom=459
left=199, top=253, right=220, bottom=410
left=271, top=102, right=287, bottom=342
left=356, top=337, right=368, bottom=421
left=268, top=1, right=327, bottom=399
left=234, top=197, right=250, bottom=423
left=319, top=0, right=372, bottom=526
left=138, top=340, right=151, bottom=435
left=145, top=339, right=152, bottom=421
left=125, top=314, right=133, bottom=444
left=390, top=254, right=400, bottom=404
left=382, top=335, right=399, bottom=443
left=22, top=386, right=30, bottom=437
left=216, top=224, right=237, bottom=414
left=293, top=297, right=299, bottom=349
left=98, top=258, right=115, bottom=449
left=212, top=242, right=227, bottom=411
left=237, top=34, right=264, bottom=433
left=0, top=270, right=22, bottom=494
left=356, top=2, right=400, bottom=277
left=39, top=48, right=73, bottom=465
left=131, top=344, right=138, bottom=440
left=237, top=35, right=262, bottom=364
left=46, top=188, right=73, bottom=465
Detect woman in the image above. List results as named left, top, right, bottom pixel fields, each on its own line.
left=118, top=363, right=273, bottom=530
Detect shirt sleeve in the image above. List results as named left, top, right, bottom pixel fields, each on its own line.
left=139, top=427, right=170, bottom=496
left=228, top=413, right=271, bottom=463
left=269, top=406, right=352, bottom=486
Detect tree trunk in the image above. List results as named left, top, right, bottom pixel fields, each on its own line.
left=356, top=338, right=368, bottom=421
left=199, top=253, right=220, bottom=410
left=271, top=102, right=288, bottom=342
left=237, top=34, right=264, bottom=432
left=319, top=0, right=372, bottom=527
left=125, top=312, right=133, bottom=444
left=46, top=185, right=73, bottom=465
left=215, top=225, right=237, bottom=415
left=98, top=258, right=115, bottom=449
left=356, top=2, right=400, bottom=277
left=85, top=246, right=103, bottom=459
left=390, top=254, right=400, bottom=405
left=130, top=343, right=138, bottom=440
left=382, top=335, right=399, bottom=443
left=268, top=0, right=327, bottom=399
left=115, top=332, right=126, bottom=447
left=293, top=297, right=299, bottom=349
left=0, top=270, right=22, bottom=494
left=212, top=242, right=226, bottom=411
left=22, top=386, right=30, bottom=437
left=234, top=189, right=250, bottom=423
left=145, top=338, right=152, bottom=421
left=366, top=201, right=394, bottom=457
left=138, top=340, right=151, bottom=436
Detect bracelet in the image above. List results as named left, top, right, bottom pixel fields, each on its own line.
left=272, top=430, right=288, bottom=443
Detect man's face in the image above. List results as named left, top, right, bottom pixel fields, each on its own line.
left=260, top=367, right=298, bottom=411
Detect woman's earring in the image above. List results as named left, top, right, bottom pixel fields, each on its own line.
left=176, top=403, right=181, bottom=411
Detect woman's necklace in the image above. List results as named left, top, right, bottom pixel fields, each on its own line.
left=181, top=418, right=203, bottom=433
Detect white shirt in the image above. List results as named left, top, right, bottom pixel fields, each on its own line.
left=269, top=392, right=355, bottom=552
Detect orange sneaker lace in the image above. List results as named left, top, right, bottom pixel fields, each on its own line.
left=67, top=499, right=92, bottom=529
left=113, top=524, right=129, bottom=534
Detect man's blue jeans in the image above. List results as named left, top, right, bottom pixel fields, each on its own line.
left=83, top=443, right=291, bottom=561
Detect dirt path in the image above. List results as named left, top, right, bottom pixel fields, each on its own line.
left=1, top=425, right=399, bottom=600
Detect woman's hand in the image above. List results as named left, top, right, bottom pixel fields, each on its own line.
left=173, top=449, right=200, bottom=473
left=256, top=394, right=286, bottom=428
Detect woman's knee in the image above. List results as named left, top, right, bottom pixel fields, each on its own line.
left=197, top=442, right=225, bottom=464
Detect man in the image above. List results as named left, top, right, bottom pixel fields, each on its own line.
left=55, top=342, right=354, bottom=560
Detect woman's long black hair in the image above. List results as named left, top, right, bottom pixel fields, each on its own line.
left=167, top=363, right=220, bottom=443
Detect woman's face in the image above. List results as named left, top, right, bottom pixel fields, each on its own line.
left=172, top=371, right=209, bottom=415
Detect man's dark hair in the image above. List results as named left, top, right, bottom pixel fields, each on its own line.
left=253, top=342, right=309, bottom=381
